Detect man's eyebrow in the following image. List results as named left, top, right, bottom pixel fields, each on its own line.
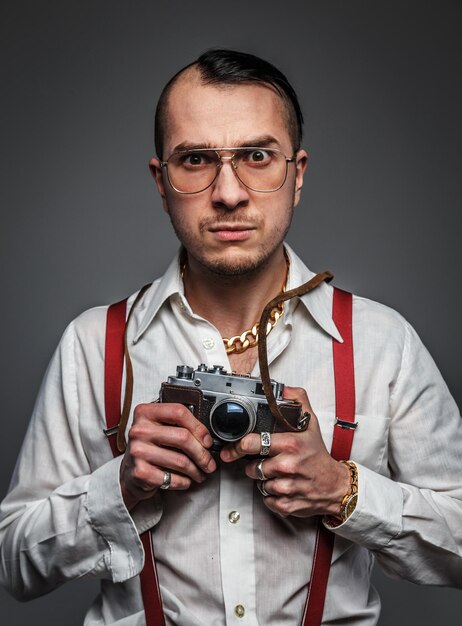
left=171, top=135, right=281, bottom=153
left=171, top=142, right=210, bottom=152
left=234, top=135, right=281, bottom=148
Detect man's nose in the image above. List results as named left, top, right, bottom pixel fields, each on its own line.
left=210, top=157, right=250, bottom=210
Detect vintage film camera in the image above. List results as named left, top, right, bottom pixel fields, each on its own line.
left=159, top=364, right=302, bottom=451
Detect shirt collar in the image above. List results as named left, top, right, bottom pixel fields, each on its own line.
left=284, top=244, right=343, bottom=343
left=133, top=253, right=185, bottom=343
left=133, top=244, right=343, bottom=344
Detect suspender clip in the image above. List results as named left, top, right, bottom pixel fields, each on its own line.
left=103, top=425, right=119, bottom=437
left=335, top=417, right=358, bottom=430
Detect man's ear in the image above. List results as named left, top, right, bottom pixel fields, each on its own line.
left=149, top=157, right=168, bottom=211
left=293, top=149, right=308, bottom=208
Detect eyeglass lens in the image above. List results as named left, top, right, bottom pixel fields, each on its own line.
left=166, top=148, right=289, bottom=193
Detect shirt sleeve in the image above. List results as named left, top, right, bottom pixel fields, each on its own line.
left=326, top=319, right=462, bottom=587
left=0, top=319, right=161, bottom=601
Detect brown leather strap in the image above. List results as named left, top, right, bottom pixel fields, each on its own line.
left=257, top=271, right=333, bottom=431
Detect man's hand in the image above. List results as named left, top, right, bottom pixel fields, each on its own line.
left=120, top=403, right=217, bottom=510
left=220, top=386, right=350, bottom=519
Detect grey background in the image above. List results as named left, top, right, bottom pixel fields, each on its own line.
left=1, top=1, right=461, bottom=624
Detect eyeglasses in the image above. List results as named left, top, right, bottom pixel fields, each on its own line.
left=159, top=147, right=296, bottom=194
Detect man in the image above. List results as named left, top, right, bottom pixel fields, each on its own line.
left=0, top=49, right=461, bottom=625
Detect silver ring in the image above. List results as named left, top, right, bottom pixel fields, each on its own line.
left=257, top=480, right=270, bottom=497
left=297, top=411, right=311, bottom=430
left=256, top=459, right=266, bottom=481
left=160, top=471, right=171, bottom=490
left=260, top=431, right=271, bottom=456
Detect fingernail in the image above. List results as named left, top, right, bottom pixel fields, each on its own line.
left=204, top=434, right=213, bottom=448
left=206, top=458, right=216, bottom=473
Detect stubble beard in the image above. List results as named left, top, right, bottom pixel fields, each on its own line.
left=167, top=198, right=295, bottom=278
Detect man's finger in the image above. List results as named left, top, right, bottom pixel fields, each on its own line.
left=129, top=461, right=193, bottom=494
left=133, top=402, right=213, bottom=448
left=282, top=386, right=314, bottom=414
left=221, top=431, right=287, bottom=462
left=138, top=429, right=216, bottom=477
left=245, top=457, right=275, bottom=481
left=132, top=442, right=208, bottom=484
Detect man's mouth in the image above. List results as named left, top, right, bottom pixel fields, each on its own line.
left=208, top=224, right=256, bottom=242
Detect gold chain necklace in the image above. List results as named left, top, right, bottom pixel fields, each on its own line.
left=223, top=296, right=285, bottom=354
left=181, top=253, right=289, bottom=355
left=223, top=254, right=289, bottom=354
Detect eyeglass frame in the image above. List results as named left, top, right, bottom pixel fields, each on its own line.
left=158, top=146, right=297, bottom=194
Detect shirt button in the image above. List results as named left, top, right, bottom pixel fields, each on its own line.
left=234, top=605, right=245, bottom=618
left=228, top=511, right=240, bottom=524
left=203, top=337, right=215, bottom=350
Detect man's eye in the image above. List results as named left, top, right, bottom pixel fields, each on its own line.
left=181, top=152, right=213, bottom=167
left=243, top=149, right=272, bottom=164
left=186, top=154, right=203, bottom=165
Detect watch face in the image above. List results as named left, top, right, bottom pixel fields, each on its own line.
left=344, top=493, right=358, bottom=519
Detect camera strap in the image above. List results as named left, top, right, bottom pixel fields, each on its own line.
left=257, top=271, right=333, bottom=431
left=104, top=280, right=355, bottom=626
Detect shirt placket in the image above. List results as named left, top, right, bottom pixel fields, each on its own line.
left=192, top=314, right=292, bottom=625
left=219, top=461, right=258, bottom=625
left=194, top=324, right=259, bottom=623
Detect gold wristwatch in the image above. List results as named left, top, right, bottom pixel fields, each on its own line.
left=325, top=460, right=358, bottom=528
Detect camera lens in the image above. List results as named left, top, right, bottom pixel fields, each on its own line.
left=210, top=397, right=256, bottom=442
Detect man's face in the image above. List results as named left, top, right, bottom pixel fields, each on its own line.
left=150, top=74, right=308, bottom=276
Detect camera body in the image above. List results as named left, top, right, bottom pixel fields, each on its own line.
left=159, top=364, right=302, bottom=451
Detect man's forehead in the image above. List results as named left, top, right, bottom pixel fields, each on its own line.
left=163, top=71, right=290, bottom=149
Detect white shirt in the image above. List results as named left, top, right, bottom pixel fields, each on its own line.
left=1, top=245, right=461, bottom=625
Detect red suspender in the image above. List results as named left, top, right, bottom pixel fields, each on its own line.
left=302, top=288, right=356, bottom=626
left=104, top=298, right=128, bottom=457
left=330, top=289, right=357, bottom=459
left=104, top=287, right=355, bottom=626
left=140, top=533, right=166, bottom=626
left=104, top=298, right=166, bottom=626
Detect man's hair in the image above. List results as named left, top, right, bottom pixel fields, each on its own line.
left=154, top=49, right=304, bottom=158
